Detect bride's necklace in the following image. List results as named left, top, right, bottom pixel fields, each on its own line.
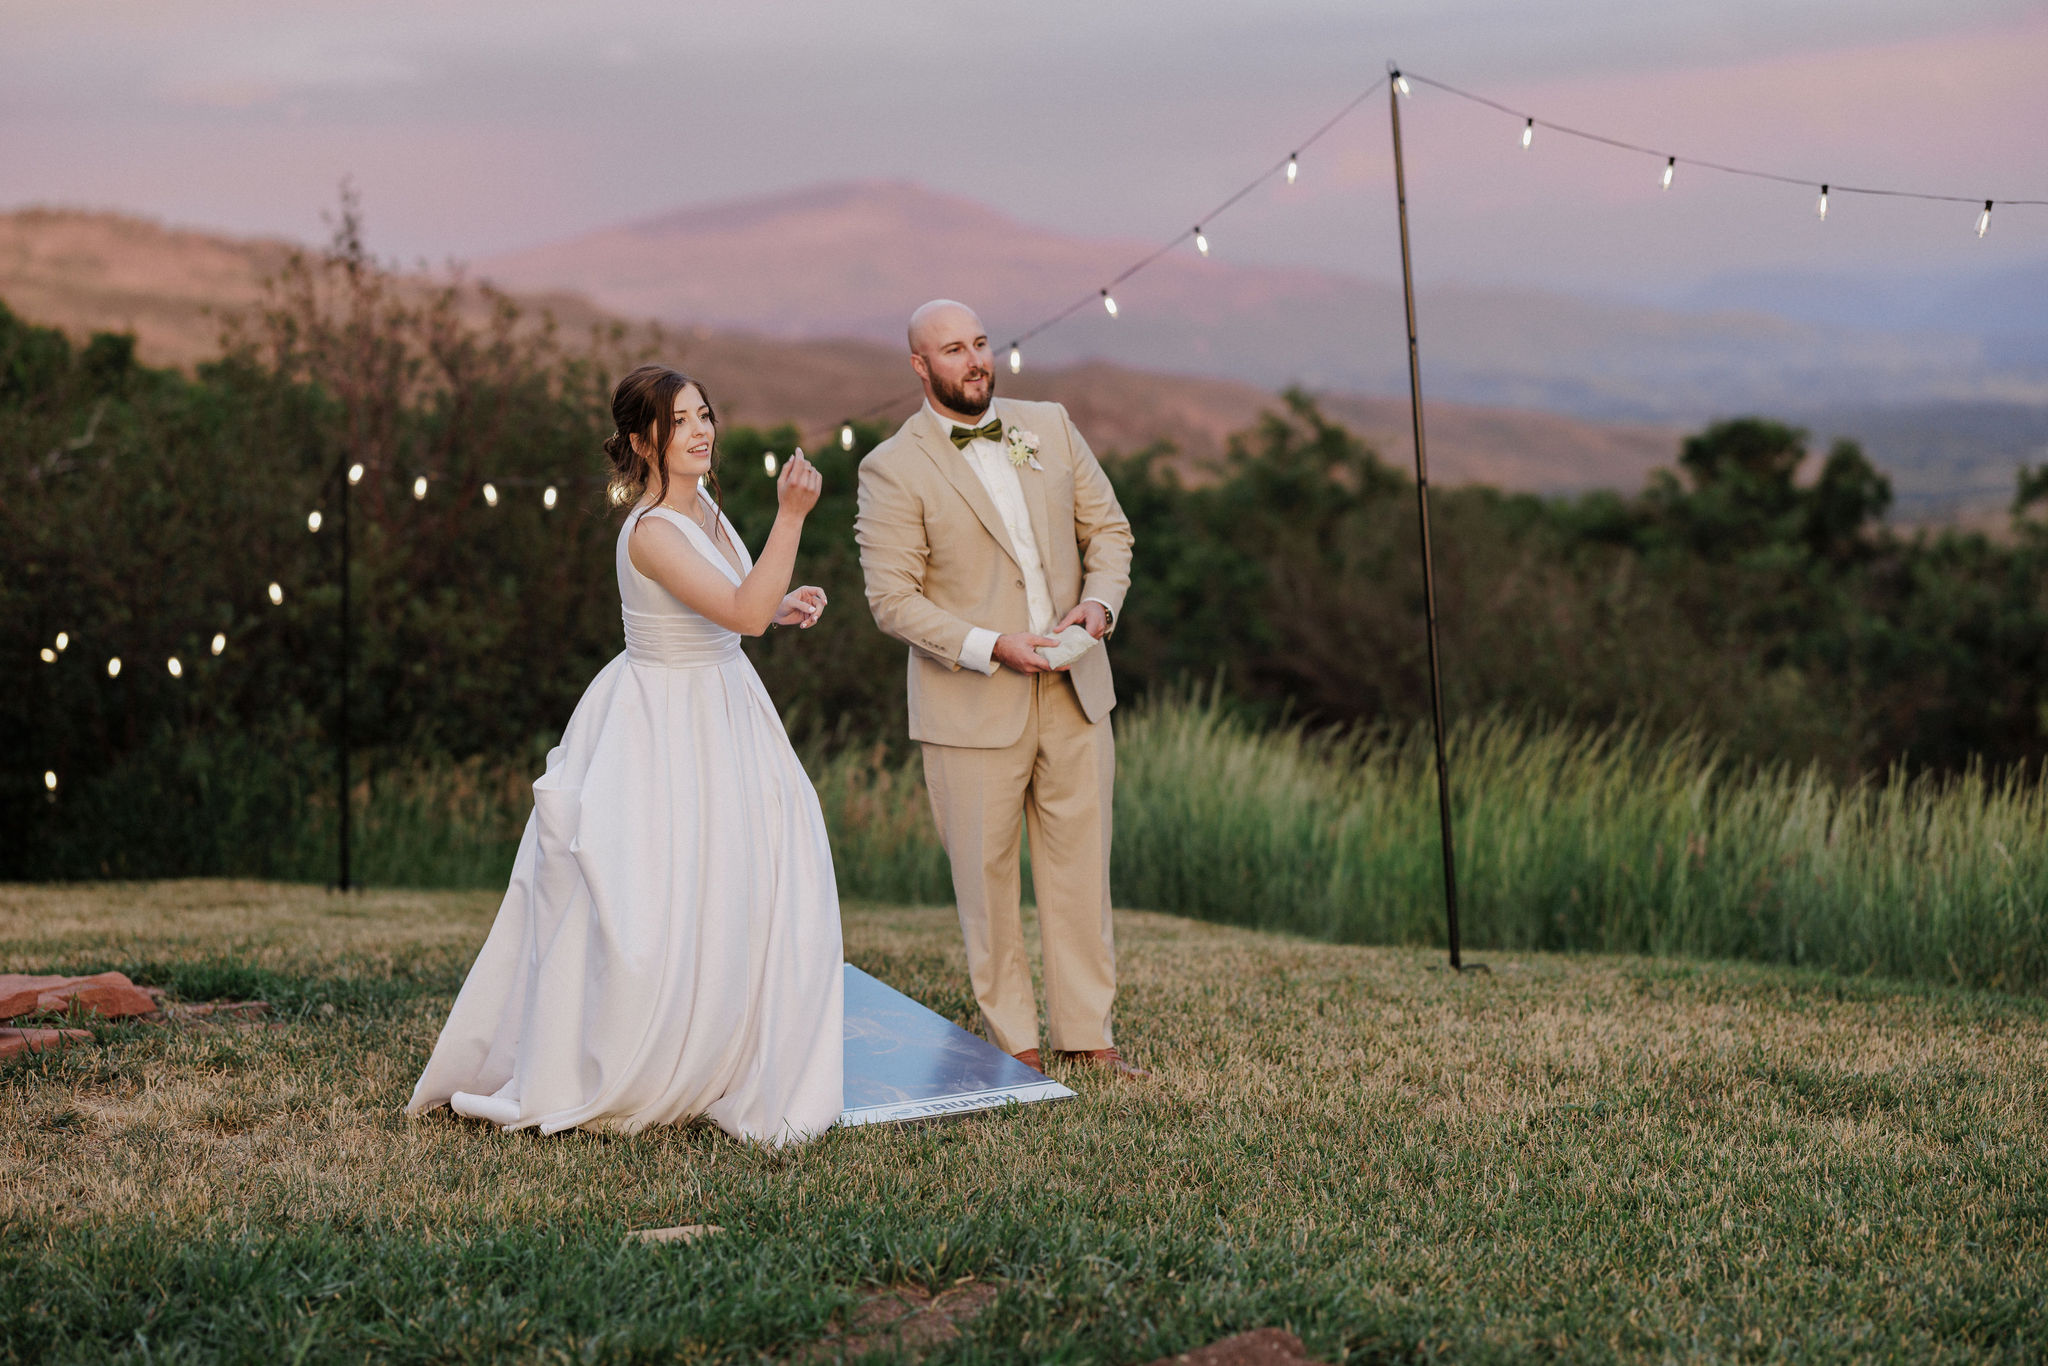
left=658, top=489, right=717, bottom=536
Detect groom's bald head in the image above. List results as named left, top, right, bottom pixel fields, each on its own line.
left=908, top=299, right=996, bottom=420
left=908, top=299, right=984, bottom=356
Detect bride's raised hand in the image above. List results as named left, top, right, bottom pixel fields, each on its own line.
left=777, top=448, right=823, bottom=518
left=774, top=585, right=827, bottom=628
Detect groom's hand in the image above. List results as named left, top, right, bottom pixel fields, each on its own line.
left=993, top=632, right=1064, bottom=673
left=1055, top=601, right=1110, bottom=640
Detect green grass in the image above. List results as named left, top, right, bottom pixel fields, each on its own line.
left=4, top=881, right=2046, bottom=1362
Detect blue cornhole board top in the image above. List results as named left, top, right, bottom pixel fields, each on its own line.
left=839, top=964, right=1075, bottom=1127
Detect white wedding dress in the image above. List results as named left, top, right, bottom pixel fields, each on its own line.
left=407, top=497, right=844, bottom=1145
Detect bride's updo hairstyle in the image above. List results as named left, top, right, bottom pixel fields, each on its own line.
left=603, top=364, right=720, bottom=513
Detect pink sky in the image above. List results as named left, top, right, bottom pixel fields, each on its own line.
left=2, top=1, right=2042, bottom=297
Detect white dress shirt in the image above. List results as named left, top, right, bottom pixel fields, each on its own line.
left=927, top=401, right=1111, bottom=675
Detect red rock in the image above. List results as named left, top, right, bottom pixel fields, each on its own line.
left=0, top=1026, right=93, bottom=1059
left=0, top=971, right=161, bottom=1021
left=0, top=974, right=74, bottom=1019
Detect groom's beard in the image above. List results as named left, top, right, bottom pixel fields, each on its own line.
left=932, top=368, right=994, bottom=418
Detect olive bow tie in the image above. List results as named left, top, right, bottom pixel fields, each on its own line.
left=948, top=417, right=1004, bottom=450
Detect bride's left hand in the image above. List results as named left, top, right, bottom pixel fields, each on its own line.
left=774, top=585, right=827, bottom=628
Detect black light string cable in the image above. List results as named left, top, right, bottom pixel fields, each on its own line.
left=1005, top=76, right=1393, bottom=364
left=1400, top=68, right=2048, bottom=214
left=791, top=75, right=1395, bottom=456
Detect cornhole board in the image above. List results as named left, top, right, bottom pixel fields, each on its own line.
left=839, top=964, right=1074, bottom=1127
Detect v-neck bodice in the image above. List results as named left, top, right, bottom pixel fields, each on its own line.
left=615, top=499, right=756, bottom=668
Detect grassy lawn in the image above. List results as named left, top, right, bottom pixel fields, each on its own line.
left=4, top=880, right=2046, bottom=1363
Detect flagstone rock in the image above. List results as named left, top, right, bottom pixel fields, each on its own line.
left=0, top=972, right=160, bottom=1021
left=628, top=1224, right=725, bottom=1245
left=0, top=1026, right=94, bottom=1060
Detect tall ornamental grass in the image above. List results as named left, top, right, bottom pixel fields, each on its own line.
left=815, top=697, right=2047, bottom=995
left=41, top=697, right=2045, bottom=994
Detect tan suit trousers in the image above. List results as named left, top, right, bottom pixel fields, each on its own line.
left=919, top=669, right=1116, bottom=1055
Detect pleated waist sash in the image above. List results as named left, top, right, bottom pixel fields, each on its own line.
left=622, top=608, right=742, bottom=669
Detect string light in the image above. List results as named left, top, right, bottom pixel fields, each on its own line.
left=1976, top=200, right=1993, bottom=238
left=211, top=633, right=226, bottom=655
left=307, top=510, right=323, bottom=532
left=542, top=486, right=558, bottom=510
left=40, top=648, right=55, bottom=663
left=167, top=657, right=182, bottom=678
left=55, top=633, right=67, bottom=651
left=268, top=582, right=284, bottom=606
left=764, top=451, right=779, bottom=476
left=483, top=482, right=499, bottom=507
left=44, top=771, right=58, bottom=792
left=106, top=657, right=121, bottom=677
left=1817, top=184, right=1829, bottom=221
left=840, top=425, right=855, bottom=451
left=1101, top=289, right=1118, bottom=318
left=1522, top=118, right=1534, bottom=149
left=1194, top=227, right=1209, bottom=256
left=1286, top=153, right=1299, bottom=185
left=1009, top=344, right=1021, bottom=374
left=1661, top=156, right=1676, bottom=190
left=348, top=463, right=364, bottom=485
left=412, top=476, right=428, bottom=500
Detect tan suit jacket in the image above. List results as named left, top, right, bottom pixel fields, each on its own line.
left=856, top=397, right=1134, bottom=749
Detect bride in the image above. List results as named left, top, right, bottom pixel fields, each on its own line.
left=407, top=364, right=845, bottom=1146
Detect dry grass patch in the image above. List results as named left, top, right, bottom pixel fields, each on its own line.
left=3, top=880, right=2046, bottom=1363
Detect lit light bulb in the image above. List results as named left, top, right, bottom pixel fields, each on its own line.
left=44, top=771, right=57, bottom=792
left=55, top=632, right=68, bottom=651
left=413, top=475, right=428, bottom=500
left=40, top=647, right=55, bottom=663
left=1101, top=289, right=1118, bottom=318
left=1817, top=184, right=1829, bottom=221
left=307, top=510, right=323, bottom=533
left=764, top=451, right=779, bottom=476
left=211, top=633, right=226, bottom=656
left=1008, top=344, right=1021, bottom=374
left=167, top=656, right=182, bottom=678
left=1661, top=157, right=1675, bottom=190
left=1976, top=200, right=1993, bottom=238
left=1286, top=154, right=1298, bottom=185
left=840, top=425, right=854, bottom=451
left=107, top=657, right=122, bottom=677
left=1393, top=73, right=1410, bottom=96
left=1522, top=118, right=1534, bottom=150
left=483, top=482, right=499, bottom=507
left=268, top=582, right=284, bottom=606
left=348, top=463, right=364, bottom=485
left=1194, top=227, right=1209, bottom=256
left=543, top=485, right=558, bottom=509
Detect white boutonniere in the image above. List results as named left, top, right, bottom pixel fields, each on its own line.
left=1005, top=426, right=1043, bottom=470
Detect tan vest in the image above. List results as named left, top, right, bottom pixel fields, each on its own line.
left=855, top=397, right=1134, bottom=748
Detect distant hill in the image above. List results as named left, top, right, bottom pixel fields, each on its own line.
left=477, top=180, right=2048, bottom=424
left=0, top=207, right=1682, bottom=494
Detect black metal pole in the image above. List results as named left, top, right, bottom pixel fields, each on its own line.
left=338, top=461, right=352, bottom=892
left=1388, top=69, right=1463, bottom=970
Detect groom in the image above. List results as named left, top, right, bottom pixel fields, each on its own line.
left=855, top=299, right=1142, bottom=1077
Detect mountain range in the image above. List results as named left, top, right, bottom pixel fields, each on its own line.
left=478, top=181, right=2048, bottom=425
left=0, top=206, right=1678, bottom=494
left=9, top=190, right=2047, bottom=518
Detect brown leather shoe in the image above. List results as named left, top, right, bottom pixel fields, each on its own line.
left=1053, top=1046, right=1151, bottom=1078
left=1010, top=1048, right=1043, bottom=1072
